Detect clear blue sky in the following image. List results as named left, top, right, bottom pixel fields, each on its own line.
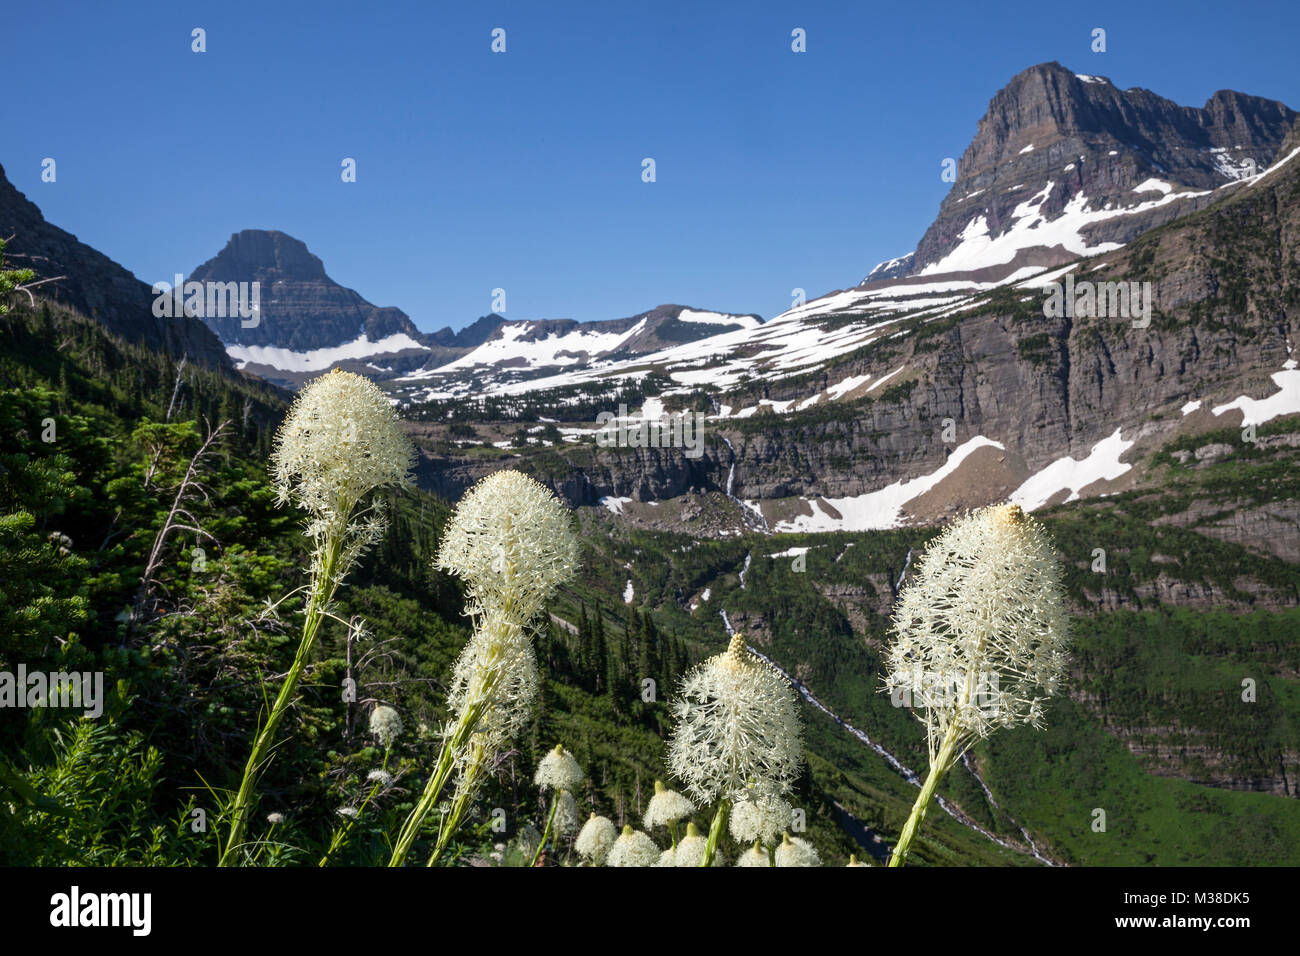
left=6, top=0, right=1299, bottom=331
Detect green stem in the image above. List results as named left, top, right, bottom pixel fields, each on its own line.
left=699, top=799, right=730, bottom=867
left=668, top=819, right=680, bottom=850
left=389, top=619, right=511, bottom=867
left=529, top=792, right=560, bottom=867
left=319, top=780, right=381, bottom=867
left=428, top=751, right=485, bottom=866
left=388, top=732, right=458, bottom=866
left=888, top=724, right=961, bottom=867
left=219, top=535, right=342, bottom=867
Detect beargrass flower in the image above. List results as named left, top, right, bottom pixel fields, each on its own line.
left=672, top=822, right=724, bottom=867
left=535, top=744, right=585, bottom=792
left=774, top=832, right=820, bottom=867
left=388, top=471, right=579, bottom=867
left=530, top=754, right=584, bottom=866
left=644, top=780, right=695, bottom=831
left=266, top=812, right=284, bottom=825
left=514, top=823, right=543, bottom=862
left=367, top=769, right=394, bottom=787
left=554, top=790, right=580, bottom=838
left=270, top=369, right=414, bottom=525
left=575, top=814, right=618, bottom=865
left=435, top=470, right=579, bottom=620
left=729, top=790, right=793, bottom=848
left=668, top=634, right=804, bottom=806
left=219, top=370, right=412, bottom=867
left=605, top=825, right=661, bottom=868
left=847, top=854, right=869, bottom=867
left=369, top=705, right=403, bottom=749
left=667, top=633, right=804, bottom=866
left=737, top=841, right=769, bottom=867
left=882, top=503, right=1070, bottom=866
left=445, top=606, right=539, bottom=764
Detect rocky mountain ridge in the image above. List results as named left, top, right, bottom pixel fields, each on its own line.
left=0, top=163, right=231, bottom=369
left=872, top=61, right=1298, bottom=284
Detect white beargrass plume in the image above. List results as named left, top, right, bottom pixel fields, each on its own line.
left=658, top=847, right=676, bottom=866
left=667, top=632, right=803, bottom=866
left=672, top=822, right=724, bottom=867
left=271, top=369, right=415, bottom=587
left=575, top=814, right=618, bottom=866
left=434, top=470, right=580, bottom=620
left=389, top=471, right=577, bottom=867
left=442, top=606, right=539, bottom=768
left=605, top=825, right=661, bottom=868
left=535, top=744, right=585, bottom=792
left=553, top=790, right=580, bottom=838
left=729, top=789, right=793, bottom=851
left=644, top=779, right=695, bottom=847
left=529, top=745, right=586, bottom=866
left=846, top=854, right=869, bottom=867
left=220, top=369, right=412, bottom=867
left=369, top=705, right=403, bottom=750
left=882, top=503, right=1070, bottom=867
left=737, top=840, right=769, bottom=867
left=774, top=832, right=820, bottom=867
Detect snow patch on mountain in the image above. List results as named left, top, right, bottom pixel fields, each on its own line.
left=428, top=319, right=648, bottom=374
left=864, top=252, right=915, bottom=283
left=227, top=332, right=426, bottom=373
left=677, top=309, right=762, bottom=328
left=769, top=436, right=1006, bottom=533
left=1010, top=428, right=1134, bottom=511
left=1212, top=366, right=1300, bottom=426
left=917, top=180, right=1209, bottom=276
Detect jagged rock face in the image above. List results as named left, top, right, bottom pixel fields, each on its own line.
left=190, top=230, right=428, bottom=351
left=899, top=62, right=1297, bottom=280
left=735, top=149, right=1298, bottom=503
left=0, top=163, right=231, bottom=369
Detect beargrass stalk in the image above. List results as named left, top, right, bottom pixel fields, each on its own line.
left=882, top=504, right=1070, bottom=867
left=699, top=800, right=730, bottom=867
left=529, top=793, right=561, bottom=868
left=388, top=471, right=578, bottom=867
left=217, top=370, right=412, bottom=867
left=666, top=632, right=803, bottom=868
left=524, top=744, right=584, bottom=867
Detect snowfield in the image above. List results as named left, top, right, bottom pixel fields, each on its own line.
left=227, top=333, right=425, bottom=373
left=1212, top=364, right=1300, bottom=426
left=1010, top=428, right=1134, bottom=511
left=770, top=436, right=1006, bottom=533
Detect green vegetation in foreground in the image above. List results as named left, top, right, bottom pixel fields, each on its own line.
left=4, top=297, right=1298, bottom=866
left=578, top=431, right=1300, bottom=864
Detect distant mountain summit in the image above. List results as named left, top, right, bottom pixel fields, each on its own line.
left=865, top=62, right=1297, bottom=284
left=188, top=229, right=426, bottom=363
